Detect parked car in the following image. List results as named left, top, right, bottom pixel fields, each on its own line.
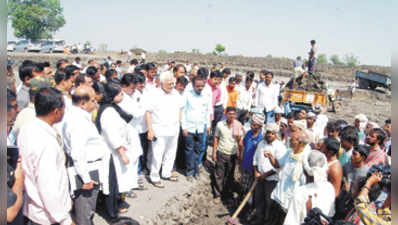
left=41, top=39, right=65, bottom=53
left=7, top=41, right=16, bottom=52
left=14, top=39, right=42, bottom=52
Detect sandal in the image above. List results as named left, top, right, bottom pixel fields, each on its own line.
left=125, top=191, right=137, bottom=198
left=151, top=181, right=165, bottom=188
left=163, top=176, right=178, bottom=182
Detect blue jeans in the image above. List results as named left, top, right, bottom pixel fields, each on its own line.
left=266, top=110, right=275, bottom=123
left=198, top=125, right=207, bottom=167
left=308, top=57, right=316, bottom=72
left=184, top=132, right=204, bottom=176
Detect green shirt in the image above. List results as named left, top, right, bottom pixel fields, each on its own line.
left=215, top=120, right=238, bottom=155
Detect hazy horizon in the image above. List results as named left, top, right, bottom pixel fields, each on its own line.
left=7, top=0, right=394, bottom=66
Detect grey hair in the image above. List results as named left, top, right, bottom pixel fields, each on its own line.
left=307, top=150, right=327, bottom=168
left=296, top=131, right=310, bottom=145
left=159, top=71, right=175, bottom=84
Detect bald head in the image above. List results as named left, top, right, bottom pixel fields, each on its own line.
left=72, top=86, right=97, bottom=113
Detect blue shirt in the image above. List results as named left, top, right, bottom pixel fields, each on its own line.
left=241, top=129, right=263, bottom=172
left=181, top=89, right=212, bottom=133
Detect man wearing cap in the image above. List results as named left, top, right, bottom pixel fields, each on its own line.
left=251, top=123, right=287, bottom=225
left=306, top=112, right=323, bottom=146
left=354, top=114, right=368, bottom=145
left=273, top=106, right=284, bottom=126
left=320, top=137, right=343, bottom=197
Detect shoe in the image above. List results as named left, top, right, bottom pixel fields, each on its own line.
left=151, top=181, right=165, bottom=188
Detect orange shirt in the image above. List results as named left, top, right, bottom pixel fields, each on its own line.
left=226, top=86, right=238, bottom=108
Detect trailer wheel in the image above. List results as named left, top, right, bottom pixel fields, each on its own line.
left=358, top=78, right=369, bottom=89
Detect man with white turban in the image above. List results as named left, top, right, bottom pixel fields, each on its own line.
left=283, top=150, right=336, bottom=225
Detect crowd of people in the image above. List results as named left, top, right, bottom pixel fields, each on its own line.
left=6, top=47, right=391, bottom=225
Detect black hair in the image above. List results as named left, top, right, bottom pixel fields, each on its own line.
left=323, top=137, right=340, bottom=156
left=176, top=76, right=189, bottom=87
left=192, top=76, right=205, bottom=86
left=259, top=69, right=268, bottom=75
left=121, top=73, right=135, bottom=87
left=75, top=57, right=81, bottom=61
left=222, top=68, right=231, bottom=75
left=245, top=76, right=254, bottom=82
left=197, top=67, right=209, bottom=79
left=385, top=119, right=391, bottom=124
left=326, top=120, right=338, bottom=133
left=64, top=65, right=79, bottom=77
left=311, top=40, right=316, bottom=44
left=86, top=66, right=98, bottom=78
left=105, top=69, right=118, bottom=80
left=228, top=77, right=236, bottom=83
left=246, top=71, right=255, bottom=79
left=372, top=128, right=386, bottom=146
left=18, top=65, right=34, bottom=84
left=226, top=106, right=237, bottom=113
left=116, top=60, right=122, bottom=65
left=54, top=71, right=72, bottom=85
left=335, top=120, right=349, bottom=133
left=87, top=59, right=94, bottom=64
left=210, top=70, right=223, bottom=78
left=56, top=59, right=67, bottom=70
left=100, top=64, right=106, bottom=71
left=34, top=87, right=64, bottom=116
left=7, top=89, right=16, bottom=112
left=35, top=62, right=45, bottom=72
left=340, top=126, right=358, bottom=146
left=130, top=59, right=138, bottom=65
left=133, top=72, right=146, bottom=83
left=71, top=92, right=90, bottom=104
left=95, top=82, right=132, bottom=133
left=173, top=64, right=186, bottom=73
left=264, top=71, right=274, bottom=77
left=42, top=61, right=50, bottom=67
left=146, top=62, right=156, bottom=70
left=92, top=81, right=105, bottom=95
left=21, top=60, right=35, bottom=67
left=74, top=74, right=90, bottom=87
left=287, top=112, right=295, bottom=120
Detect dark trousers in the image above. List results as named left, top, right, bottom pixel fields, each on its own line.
left=139, top=132, right=150, bottom=173
left=237, top=109, right=249, bottom=125
left=255, top=179, right=278, bottom=222
left=214, top=151, right=236, bottom=198
left=72, top=186, right=100, bottom=225
left=184, top=132, right=204, bottom=176
left=103, top=155, right=120, bottom=219
left=210, top=105, right=224, bottom=146
left=175, top=128, right=186, bottom=171
left=269, top=200, right=287, bottom=225
left=308, top=57, right=316, bottom=72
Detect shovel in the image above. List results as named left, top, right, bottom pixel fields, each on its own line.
left=227, top=178, right=258, bottom=225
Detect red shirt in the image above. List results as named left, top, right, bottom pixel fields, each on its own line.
left=208, top=80, right=221, bottom=107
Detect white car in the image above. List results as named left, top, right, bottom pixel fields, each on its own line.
left=41, top=40, right=65, bottom=53
left=7, top=41, right=16, bottom=52
left=15, top=39, right=42, bottom=52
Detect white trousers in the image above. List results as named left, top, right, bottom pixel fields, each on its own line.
left=149, top=135, right=179, bottom=182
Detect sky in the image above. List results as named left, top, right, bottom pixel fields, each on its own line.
left=7, top=0, right=395, bottom=66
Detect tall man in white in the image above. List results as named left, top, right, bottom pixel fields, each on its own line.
left=63, top=86, right=106, bottom=225
left=181, top=76, right=211, bottom=180
left=254, top=71, right=280, bottom=123
left=18, top=87, right=73, bottom=225
left=146, top=71, right=183, bottom=188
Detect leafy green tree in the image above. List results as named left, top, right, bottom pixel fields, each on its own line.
left=8, top=0, right=66, bottom=39
left=214, top=43, right=226, bottom=55
left=344, top=53, right=360, bottom=67
left=316, top=53, right=328, bottom=64
left=330, top=54, right=344, bottom=65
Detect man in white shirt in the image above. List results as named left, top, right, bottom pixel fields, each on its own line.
left=128, top=59, right=138, bottom=73
left=254, top=71, right=280, bottom=123
left=18, top=87, right=73, bottom=225
left=63, top=86, right=106, bottom=225
left=237, top=76, right=253, bottom=124
left=72, top=56, right=82, bottom=69
left=185, top=60, right=192, bottom=73
left=146, top=72, right=183, bottom=188
left=141, top=52, right=146, bottom=64
left=264, top=131, right=312, bottom=225
left=252, top=123, right=287, bottom=225
left=181, top=76, right=211, bottom=180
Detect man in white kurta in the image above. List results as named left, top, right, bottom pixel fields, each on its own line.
left=284, top=150, right=336, bottom=225
left=62, top=86, right=107, bottom=225
left=18, top=87, right=73, bottom=225
left=146, top=71, right=183, bottom=187
left=254, top=72, right=280, bottom=123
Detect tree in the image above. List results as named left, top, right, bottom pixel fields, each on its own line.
left=98, top=43, right=108, bottom=51
left=316, top=53, right=328, bottom=64
left=344, top=53, right=360, bottom=67
left=214, top=43, right=226, bottom=55
left=8, top=0, right=66, bottom=40
left=192, top=48, right=200, bottom=54
left=330, top=54, right=344, bottom=65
